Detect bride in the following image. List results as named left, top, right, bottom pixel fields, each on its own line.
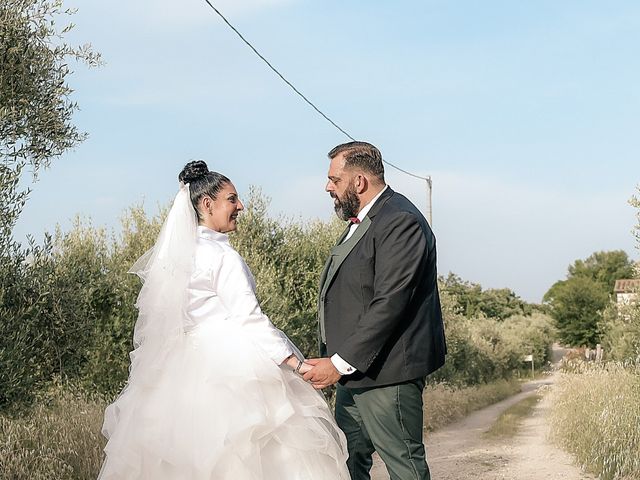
left=98, top=161, right=349, bottom=479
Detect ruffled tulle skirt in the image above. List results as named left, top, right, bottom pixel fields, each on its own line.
left=98, top=320, right=349, bottom=479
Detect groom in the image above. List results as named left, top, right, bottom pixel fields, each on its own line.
left=304, top=141, right=446, bottom=480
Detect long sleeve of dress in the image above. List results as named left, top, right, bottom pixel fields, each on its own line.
left=213, top=250, right=296, bottom=365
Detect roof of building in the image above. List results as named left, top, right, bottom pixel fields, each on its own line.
left=614, top=279, right=640, bottom=293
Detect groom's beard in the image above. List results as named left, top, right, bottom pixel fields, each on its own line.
left=332, top=184, right=360, bottom=221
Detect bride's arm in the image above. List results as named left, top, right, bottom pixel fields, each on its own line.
left=213, top=250, right=301, bottom=365
left=282, top=354, right=312, bottom=374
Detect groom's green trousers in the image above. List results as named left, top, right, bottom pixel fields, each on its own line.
left=335, top=377, right=430, bottom=480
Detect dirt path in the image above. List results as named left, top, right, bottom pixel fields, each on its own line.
left=371, top=374, right=594, bottom=480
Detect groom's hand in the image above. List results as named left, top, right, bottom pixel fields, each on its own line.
left=303, top=358, right=341, bottom=389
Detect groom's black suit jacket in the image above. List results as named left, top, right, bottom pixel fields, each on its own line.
left=321, top=187, right=446, bottom=388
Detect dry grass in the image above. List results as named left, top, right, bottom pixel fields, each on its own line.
left=425, top=378, right=522, bottom=431
left=0, top=385, right=106, bottom=480
left=549, top=362, right=640, bottom=480
left=484, top=393, right=541, bottom=438
left=0, top=378, right=521, bottom=478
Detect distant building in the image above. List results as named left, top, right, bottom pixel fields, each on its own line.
left=614, top=279, right=640, bottom=305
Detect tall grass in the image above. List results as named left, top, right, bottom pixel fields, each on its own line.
left=549, top=362, right=640, bottom=480
left=425, top=378, right=521, bottom=431
left=0, top=383, right=105, bottom=480
left=1, top=378, right=521, bottom=478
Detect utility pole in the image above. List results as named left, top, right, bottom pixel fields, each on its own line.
left=426, top=176, right=433, bottom=227
left=381, top=161, right=432, bottom=225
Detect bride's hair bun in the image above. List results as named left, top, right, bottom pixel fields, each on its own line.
left=179, top=160, right=209, bottom=184
left=178, top=160, right=231, bottom=221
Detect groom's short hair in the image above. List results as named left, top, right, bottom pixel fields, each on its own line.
left=328, top=141, right=385, bottom=183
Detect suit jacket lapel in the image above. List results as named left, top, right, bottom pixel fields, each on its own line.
left=319, top=187, right=395, bottom=294
left=321, top=216, right=372, bottom=295
left=318, top=225, right=349, bottom=293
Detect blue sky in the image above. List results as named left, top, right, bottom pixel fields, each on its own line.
left=14, top=0, right=640, bottom=302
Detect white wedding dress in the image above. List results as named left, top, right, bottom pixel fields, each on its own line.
left=98, top=201, right=349, bottom=479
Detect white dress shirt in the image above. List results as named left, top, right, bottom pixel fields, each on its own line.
left=186, top=226, right=296, bottom=365
left=330, top=185, right=389, bottom=375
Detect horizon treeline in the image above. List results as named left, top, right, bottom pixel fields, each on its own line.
left=1, top=189, right=555, bottom=411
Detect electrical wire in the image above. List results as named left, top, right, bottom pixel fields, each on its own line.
left=202, top=0, right=431, bottom=183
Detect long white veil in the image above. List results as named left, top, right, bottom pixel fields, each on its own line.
left=126, top=182, right=197, bottom=385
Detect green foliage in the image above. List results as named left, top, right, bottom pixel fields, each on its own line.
left=1, top=190, right=342, bottom=408
left=545, top=276, right=609, bottom=346
left=0, top=163, right=29, bottom=244
left=1, top=0, right=101, bottom=173
left=77, top=206, right=165, bottom=394
left=0, top=221, right=112, bottom=409
left=600, top=301, right=640, bottom=362
left=1, top=187, right=557, bottom=410
left=440, top=273, right=542, bottom=320
left=0, top=206, right=163, bottom=410
left=547, top=188, right=640, bottom=480
left=231, top=187, right=344, bottom=357
left=0, top=235, right=56, bottom=409
left=0, top=1, right=100, bottom=408
left=567, top=250, right=635, bottom=292
left=544, top=250, right=635, bottom=346
left=431, top=302, right=555, bottom=386
left=1, top=0, right=101, bottom=262
left=550, top=363, right=640, bottom=480
left=597, top=187, right=640, bottom=361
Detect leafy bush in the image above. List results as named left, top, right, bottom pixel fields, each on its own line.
left=600, top=300, right=640, bottom=362
left=1, top=236, right=55, bottom=409
left=544, top=250, right=635, bottom=346
left=431, top=305, right=555, bottom=386
left=231, top=187, right=343, bottom=357
left=0, top=206, right=163, bottom=409
left=440, top=273, right=544, bottom=320
left=78, top=206, right=165, bottom=394
left=2, top=188, right=556, bottom=410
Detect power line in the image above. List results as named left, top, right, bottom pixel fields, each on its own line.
left=201, top=0, right=431, bottom=184
left=202, top=0, right=354, bottom=141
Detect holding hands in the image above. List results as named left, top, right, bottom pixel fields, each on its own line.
left=283, top=355, right=342, bottom=388
left=302, top=358, right=341, bottom=389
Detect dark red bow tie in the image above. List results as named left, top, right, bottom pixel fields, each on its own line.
left=348, top=217, right=361, bottom=224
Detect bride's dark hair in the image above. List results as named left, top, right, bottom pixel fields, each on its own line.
left=178, top=160, right=230, bottom=220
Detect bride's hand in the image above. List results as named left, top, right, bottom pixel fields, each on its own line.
left=297, top=362, right=313, bottom=375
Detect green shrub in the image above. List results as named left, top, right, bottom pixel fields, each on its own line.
left=79, top=206, right=164, bottom=394
left=2, top=188, right=556, bottom=410
left=231, top=187, right=343, bottom=357
left=600, top=300, right=640, bottom=362
left=431, top=308, right=555, bottom=386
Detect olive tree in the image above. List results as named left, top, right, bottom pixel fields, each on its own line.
left=0, top=0, right=99, bottom=409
